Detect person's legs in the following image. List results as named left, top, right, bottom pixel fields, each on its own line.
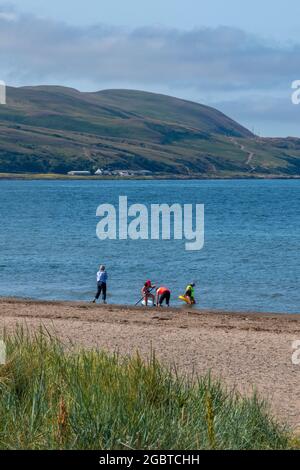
left=159, top=292, right=167, bottom=306
left=102, top=282, right=107, bottom=302
left=165, top=291, right=170, bottom=306
left=94, top=283, right=101, bottom=301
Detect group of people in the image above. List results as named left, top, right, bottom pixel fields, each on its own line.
left=92, top=265, right=196, bottom=307
left=141, top=280, right=196, bottom=307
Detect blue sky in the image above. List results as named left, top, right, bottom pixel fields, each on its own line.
left=1, top=0, right=300, bottom=136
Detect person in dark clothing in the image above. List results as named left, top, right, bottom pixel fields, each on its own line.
left=93, top=265, right=108, bottom=304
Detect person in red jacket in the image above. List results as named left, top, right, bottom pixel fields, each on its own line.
left=156, top=286, right=171, bottom=307
left=141, top=280, right=156, bottom=306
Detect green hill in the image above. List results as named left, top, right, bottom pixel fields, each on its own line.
left=0, top=85, right=300, bottom=177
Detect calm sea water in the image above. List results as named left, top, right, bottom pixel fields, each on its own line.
left=0, top=179, right=299, bottom=313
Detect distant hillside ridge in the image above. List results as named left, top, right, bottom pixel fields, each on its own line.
left=0, top=86, right=299, bottom=177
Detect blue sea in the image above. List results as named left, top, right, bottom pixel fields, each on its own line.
left=0, top=179, right=299, bottom=313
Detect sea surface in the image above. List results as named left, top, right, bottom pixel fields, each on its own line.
left=0, top=179, right=299, bottom=313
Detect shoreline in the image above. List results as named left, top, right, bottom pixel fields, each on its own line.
left=1, top=298, right=300, bottom=429
left=1, top=172, right=300, bottom=181
left=1, top=296, right=299, bottom=317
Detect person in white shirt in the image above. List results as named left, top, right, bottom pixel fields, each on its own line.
left=92, top=265, right=108, bottom=304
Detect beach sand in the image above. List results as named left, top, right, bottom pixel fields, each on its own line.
left=0, top=298, right=300, bottom=429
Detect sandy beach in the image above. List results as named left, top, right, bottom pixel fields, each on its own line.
left=1, top=298, right=300, bottom=430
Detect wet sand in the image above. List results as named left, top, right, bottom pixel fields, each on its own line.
left=1, top=298, right=300, bottom=429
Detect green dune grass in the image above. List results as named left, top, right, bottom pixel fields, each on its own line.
left=0, top=328, right=293, bottom=450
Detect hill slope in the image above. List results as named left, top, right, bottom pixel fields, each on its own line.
left=0, top=86, right=299, bottom=176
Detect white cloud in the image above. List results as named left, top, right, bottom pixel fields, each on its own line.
left=0, top=2, right=299, bottom=135
left=0, top=5, right=298, bottom=89
left=0, top=11, right=16, bottom=21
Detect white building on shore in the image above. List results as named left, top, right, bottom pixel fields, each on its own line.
left=67, top=170, right=91, bottom=176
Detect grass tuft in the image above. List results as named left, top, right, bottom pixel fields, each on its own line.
left=0, top=328, right=292, bottom=450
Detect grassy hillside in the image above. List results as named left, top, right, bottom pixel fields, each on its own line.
left=0, top=86, right=300, bottom=176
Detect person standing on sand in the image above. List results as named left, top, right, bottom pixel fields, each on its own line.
left=156, top=286, right=171, bottom=307
left=93, top=265, right=108, bottom=304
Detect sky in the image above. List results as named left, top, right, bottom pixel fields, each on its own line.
left=1, top=0, right=300, bottom=136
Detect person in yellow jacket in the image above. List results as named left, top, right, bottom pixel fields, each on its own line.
left=184, top=283, right=196, bottom=305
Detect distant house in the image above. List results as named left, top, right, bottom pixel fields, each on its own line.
left=116, top=170, right=131, bottom=176
left=92, top=168, right=153, bottom=177
left=135, top=170, right=152, bottom=175
left=111, top=169, right=133, bottom=176
left=67, top=171, right=91, bottom=176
